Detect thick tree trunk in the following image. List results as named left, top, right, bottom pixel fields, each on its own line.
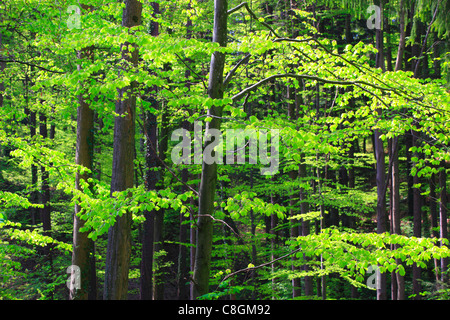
left=71, top=45, right=97, bottom=300
left=192, top=0, right=228, bottom=299
left=104, top=0, right=142, bottom=300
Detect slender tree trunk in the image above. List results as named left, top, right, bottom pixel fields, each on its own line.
left=287, top=83, right=301, bottom=298
left=439, top=162, right=448, bottom=282
left=71, top=44, right=97, bottom=300
left=177, top=8, right=193, bottom=301
left=395, top=0, right=406, bottom=71
left=412, top=131, right=422, bottom=299
left=140, top=1, right=159, bottom=300
left=430, top=172, right=440, bottom=282
left=390, top=137, right=405, bottom=299
left=39, top=111, right=53, bottom=299
left=192, top=0, right=228, bottom=299
left=140, top=92, right=158, bottom=299
left=39, top=113, right=51, bottom=242
left=104, top=0, right=142, bottom=300
left=374, top=125, right=387, bottom=300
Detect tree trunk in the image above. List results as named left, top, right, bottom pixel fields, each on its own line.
left=71, top=44, right=97, bottom=300
left=412, top=131, right=422, bottom=299
left=390, top=137, right=405, bottom=299
left=140, top=1, right=160, bottom=301
left=439, top=162, right=448, bottom=282
left=104, top=0, right=142, bottom=300
left=374, top=126, right=387, bottom=300
left=39, top=113, right=51, bottom=242
left=395, top=0, right=406, bottom=71
left=192, top=0, right=228, bottom=299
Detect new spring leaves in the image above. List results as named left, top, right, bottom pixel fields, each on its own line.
left=170, top=121, right=279, bottom=175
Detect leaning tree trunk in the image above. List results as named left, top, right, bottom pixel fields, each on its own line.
left=103, top=0, right=142, bottom=300
left=192, top=0, right=228, bottom=299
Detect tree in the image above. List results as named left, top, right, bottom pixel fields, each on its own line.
left=192, top=0, right=228, bottom=299
left=71, top=43, right=97, bottom=300
left=103, top=0, right=142, bottom=300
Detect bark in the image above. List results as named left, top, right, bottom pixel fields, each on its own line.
left=412, top=131, right=422, bottom=299
left=140, top=105, right=157, bottom=300
left=439, top=162, right=448, bottom=282
left=374, top=126, right=387, bottom=300
left=374, top=5, right=387, bottom=298
left=140, top=1, right=160, bottom=300
left=177, top=14, right=193, bottom=300
left=71, top=45, right=97, bottom=300
left=395, top=0, right=406, bottom=72
left=390, top=137, right=405, bottom=299
left=287, top=83, right=301, bottom=298
left=104, top=0, right=142, bottom=300
left=39, top=113, right=51, bottom=241
left=299, top=153, right=313, bottom=296
left=192, top=0, right=228, bottom=299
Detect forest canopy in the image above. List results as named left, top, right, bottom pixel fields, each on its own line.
left=0, top=0, right=449, bottom=301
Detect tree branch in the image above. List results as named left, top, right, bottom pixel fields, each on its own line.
left=223, top=53, right=251, bottom=88
left=231, top=73, right=392, bottom=102
left=219, top=247, right=302, bottom=285
left=227, top=2, right=281, bottom=38
left=0, top=58, right=66, bottom=74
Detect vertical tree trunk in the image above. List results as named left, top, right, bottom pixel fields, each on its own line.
left=39, top=113, right=51, bottom=242
left=30, top=110, right=38, bottom=225
left=412, top=130, right=422, bottom=299
left=177, top=12, right=193, bottom=300
left=287, top=83, right=301, bottom=298
left=71, top=43, right=97, bottom=300
left=395, top=0, right=406, bottom=71
left=39, top=112, right=53, bottom=299
left=140, top=103, right=157, bottom=300
left=299, top=153, right=313, bottom=296
left=140, top=1, right=161, bottom=301
left=374, top=125, right=387, bottom=300
left=104, top=0, right=142, bottom=300
left=430, top=172, right=440, bottom=282
left=390, top=137, right=405, bottom=299
left=439, top=162, right=448, bottom=282
left=192, top=0, right=228, bottom=299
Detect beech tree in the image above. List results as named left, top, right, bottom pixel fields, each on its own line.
left=0, top=0, right=449, bottom=302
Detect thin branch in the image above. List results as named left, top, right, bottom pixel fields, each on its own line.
left=231, top=73, right=393, bottom=102
left=173, top=52, right=207, bottom=90
left=0, top=58, right=66, bottom=74
left=137, top=119, right=199, bottom=196
left=227, top=2, right=281, bottom=38
left=223, top=53, right=251, bottom=88
left=219, top=247, right=302, bottom=285
left=197, top=214, right=241, bottom=238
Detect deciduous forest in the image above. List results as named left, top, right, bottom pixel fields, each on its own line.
left=0, top=0, right=449, bottom=302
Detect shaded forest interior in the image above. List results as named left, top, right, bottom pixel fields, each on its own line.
left=0, top=0, right=450, bottom=301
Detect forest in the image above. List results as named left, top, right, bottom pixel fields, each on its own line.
left=0, top=0, right=449, bottom=302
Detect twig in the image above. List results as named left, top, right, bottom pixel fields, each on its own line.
left=0, top=58, right=65, bottom=74
left=218, top=247, right=302, bottom=285
left=197, top=214, right=241, bottom=238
